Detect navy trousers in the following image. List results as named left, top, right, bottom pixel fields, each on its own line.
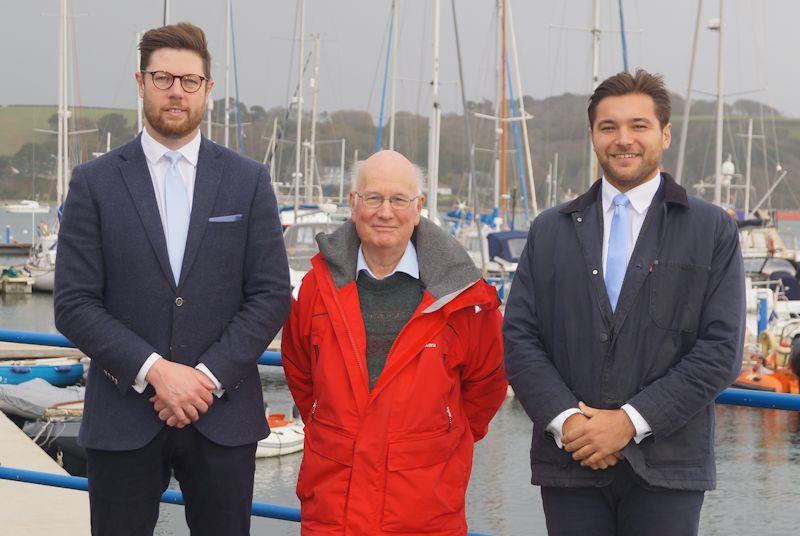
left=86, top=425, right=257, bottom=536
left=540, top=462, right=705, bottom=536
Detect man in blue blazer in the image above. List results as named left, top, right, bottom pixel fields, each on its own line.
left=54, top=23, right=290, bottom=535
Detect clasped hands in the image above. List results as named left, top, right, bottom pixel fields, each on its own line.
left=145, top=359, right=216, bottom=428
left=562, top=401, right=635, bottom=471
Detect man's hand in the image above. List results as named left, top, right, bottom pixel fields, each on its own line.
left=563, top=402, right=634, bottom=468
left=562, top=412, right=624, bottom=470
left=145, top=360, right=215, bottom=428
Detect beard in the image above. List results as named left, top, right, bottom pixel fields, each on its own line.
left=143, top=96, right=204, bottom=140
left=598, top=152, right=662, bottom=190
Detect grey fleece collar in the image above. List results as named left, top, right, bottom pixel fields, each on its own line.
left=316, top=217, right=481, bottom=311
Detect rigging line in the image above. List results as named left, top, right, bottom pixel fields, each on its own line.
left=779, top=171, right=800, bottom=210
left=366, top=3, right=393, bottom=125
left=231, top=0, right=245, bottom=154
left=68, top=11, right=87, bottom=163
left=375, top=1, right=395, bottom=152
left=617, top=0, right=629, bottom=73
left=451, top=0, right=487, bottom=273
left=700, top=118, right=713, bottom=188
left=758, top=103, right=771, bottom=203
left=505, top=54, right=528, bottom=222
left=283, top=1, right=300, bottom=111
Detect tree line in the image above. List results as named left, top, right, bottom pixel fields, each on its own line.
left=2, top=93, right=798, bottom=211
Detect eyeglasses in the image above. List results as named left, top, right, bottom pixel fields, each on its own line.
left=142, top=70, right=208, bottom=93
left=355, top=192, right=421, bottom=210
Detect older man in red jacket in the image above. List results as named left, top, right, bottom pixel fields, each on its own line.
left=282, top=150, right=507, bottom=535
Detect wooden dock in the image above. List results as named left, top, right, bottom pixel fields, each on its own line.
left=0, top=411, right=89, bottom=534
left=0, top=341, right=85, bottom=359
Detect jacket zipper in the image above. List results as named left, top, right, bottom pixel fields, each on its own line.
left=445, top=405, right=452, bottom=432
left=310, top=400, right=318, bottom=422
left=323, top=275, right=365, bottom=380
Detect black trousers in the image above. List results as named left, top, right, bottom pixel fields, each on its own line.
left=540, top=462, right=705, bottom=536
left=86, top=425, right=257, bottom=536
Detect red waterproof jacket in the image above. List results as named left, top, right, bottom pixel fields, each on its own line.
left=282, top=218, right=507, bottom=536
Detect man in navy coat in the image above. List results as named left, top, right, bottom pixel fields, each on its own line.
left=54, top=22, right=290, bottom=535
left=504, top=70, right=744, bottom=535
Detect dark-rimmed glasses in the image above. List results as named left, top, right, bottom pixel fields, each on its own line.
left=354, top=192, right=421, bottom=210
left=142, top=71, right=208, bottom=93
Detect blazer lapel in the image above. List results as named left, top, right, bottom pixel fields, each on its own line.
left=571, top=187, right=615, bottom=327
left=178, top=137, right=223, bottom=288
left=118, top=136, right=176, bottom=289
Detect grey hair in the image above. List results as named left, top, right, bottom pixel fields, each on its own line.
left=349, top=160, right=426, bottom=197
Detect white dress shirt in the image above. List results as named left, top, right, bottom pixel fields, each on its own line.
left=132, top=127, right=223, bottom=396
left=546, top=173, right=661, bottom=448
left=356, top=241, right=420, bottom=280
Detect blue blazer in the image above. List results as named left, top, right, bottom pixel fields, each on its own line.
left=54, top=134, right=291, bottom=450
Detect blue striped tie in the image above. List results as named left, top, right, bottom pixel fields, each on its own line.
left=605, top=194, right=630, bottom=312
left=164, top=151, right=190, bottom=285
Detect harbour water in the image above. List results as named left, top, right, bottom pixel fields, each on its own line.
left=1, top=287, right=799, bottom=535
left=2, top=213, right=800, bottom=534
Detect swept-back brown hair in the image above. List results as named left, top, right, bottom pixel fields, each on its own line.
left=588, top=69, right=671, bottom=129
left=139, top=22, right=212, bottom=79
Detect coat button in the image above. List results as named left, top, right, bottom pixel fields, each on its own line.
left=600, top=333, right=609, bottom=342
left=592, top=269, right=599, bottom=275
left=175, top=297, right=184, bottom=307
left=576, top=217, right=583, bottom=223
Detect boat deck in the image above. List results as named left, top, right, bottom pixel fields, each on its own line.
left=0, top=411, right=89, bottom=534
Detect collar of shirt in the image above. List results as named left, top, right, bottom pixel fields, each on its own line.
left=601, top=171, right=662, bottom=216
left=141, top=126, right=201, bottom=168
left=356, top=241, right=420, bottom=280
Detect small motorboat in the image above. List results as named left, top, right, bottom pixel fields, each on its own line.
left=734, top=327, right=800, bottom=394
left=256, top=406, right=305, bottom=458
left=23, top=400, right=85, bottom=476
left=0, top=377, right=84, bottom=423
left=2, top=200, right=51, bottom=214
left=0, top=356, right=84, bottom=386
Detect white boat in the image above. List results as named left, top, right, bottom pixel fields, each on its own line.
left=2, top=200, right=51, bottom=214
left=24, top=233, right=57, bottom=292
left=284, top=221, right=342, bottom=289
left=256, top=411, right=305, bottom=458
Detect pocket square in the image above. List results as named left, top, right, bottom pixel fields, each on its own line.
left=208, top=214, right=243, bottom=223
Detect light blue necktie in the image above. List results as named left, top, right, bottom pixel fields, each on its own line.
left=164, top=151, right=190, bottom=285
left=605, top=193, right=630, bottom=312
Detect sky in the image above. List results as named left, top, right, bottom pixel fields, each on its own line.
left=1, top=0, right=798, bottom=120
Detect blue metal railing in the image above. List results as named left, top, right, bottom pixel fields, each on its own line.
left=0, top=329, right=282, bottom=366
left=1, top=328, right=798, bottom=534
left=0, top=468, right=489, bottom=535
left=4, top=329, right=798, bottom=410
left=0, top=467, right=301, bottom=521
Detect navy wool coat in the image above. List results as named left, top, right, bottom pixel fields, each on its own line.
left=503, top=174, right=745, bottom=490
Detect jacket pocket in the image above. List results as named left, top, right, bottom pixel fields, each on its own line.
left=382, top=428, right=467, bottom=533
left=649, top=260, right=710, bottom=332
left=643, top=406, right=711, bottom=467
left=296, top=421, right=355, bottom=526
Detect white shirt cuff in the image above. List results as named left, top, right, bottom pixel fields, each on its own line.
left=546, top=408, right=582, bottom=449
left=622, top=403, right=652, bottom=444
left=133, top=353, right=161, bottom=393
left=196, top=363, right=225, bottom=398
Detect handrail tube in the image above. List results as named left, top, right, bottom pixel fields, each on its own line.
left=0, top=466, right=301, bottom=520
left=4, top=330, right=800, bottom=410
left=715, top=388, right=800, bottom=411
left=0, top=467, right=490, bottom=533
left=0, top=329, right=283, bottom=366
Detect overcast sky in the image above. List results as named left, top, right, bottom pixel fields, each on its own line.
left=1, top=0, right=798, bottom=119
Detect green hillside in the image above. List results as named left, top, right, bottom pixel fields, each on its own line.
left=0, top=105, right=137, bottom=157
